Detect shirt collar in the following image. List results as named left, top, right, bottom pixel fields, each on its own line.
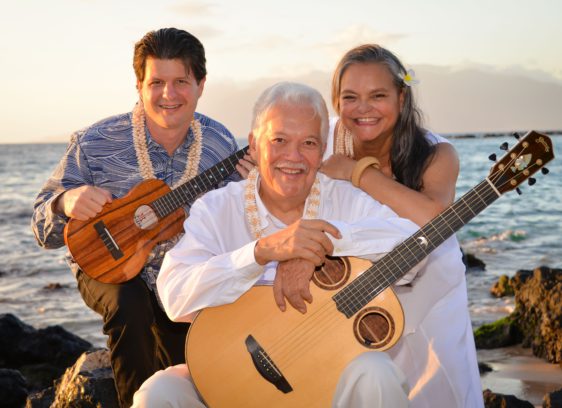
left=144, top=123, right=194, bottom=156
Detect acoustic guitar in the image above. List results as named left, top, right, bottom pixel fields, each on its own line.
left=186, top=131, right=554, bottom=407
left=64, top=147, right=248, bottom=284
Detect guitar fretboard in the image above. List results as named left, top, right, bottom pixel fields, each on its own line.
left=150, top=147, right=249, bottom=218
left=333, top=179, right=500, bottom=318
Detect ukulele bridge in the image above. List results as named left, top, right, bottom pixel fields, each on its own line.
left=94, top=221, right=124, bottom=260
left=245, top=335, right=293, bottom=394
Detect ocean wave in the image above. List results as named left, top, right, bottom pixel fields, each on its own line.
left=463, top=229, right=527, bottom=246
left=471, top=303, right=515, bottom=315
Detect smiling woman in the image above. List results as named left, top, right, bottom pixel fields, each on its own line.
left=320, top=44, right=459, bottom=227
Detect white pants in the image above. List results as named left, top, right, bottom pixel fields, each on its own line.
left=132, top=352, right=409, bottom=408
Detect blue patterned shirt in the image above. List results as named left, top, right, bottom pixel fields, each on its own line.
left=31, top=110, right=241, bottom=293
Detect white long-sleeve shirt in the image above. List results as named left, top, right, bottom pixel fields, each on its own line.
left=157, top=172, right=483, bottom=407
left=158, top=173, right=423, bottom=322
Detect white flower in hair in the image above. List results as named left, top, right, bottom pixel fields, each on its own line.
left=400, top=69, right=419, bottom=87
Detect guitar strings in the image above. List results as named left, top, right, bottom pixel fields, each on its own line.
left=264, top=157, right=513, bottom=366
left=271, top=179, right=498, bottom=369
left=261, top=144, right=539, bottom=370
left=335, top=148, right=537, bottom=315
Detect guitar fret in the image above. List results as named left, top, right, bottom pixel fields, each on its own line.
left=458, top=195, right=477, bottom=217
left=153, top=200, right=166, bottom=219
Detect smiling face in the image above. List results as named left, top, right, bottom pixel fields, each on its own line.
left=250, top=102, right=324, bottom=210
left=338, top=62, right=404, bottom=145
left=137, top=57, right=205, bottom=138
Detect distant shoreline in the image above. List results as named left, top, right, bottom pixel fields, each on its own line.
left=2, top=131, right=561, bottom=145
left=445, top=130, right=562, bottom=139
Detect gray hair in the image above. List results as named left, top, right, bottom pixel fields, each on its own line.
left=251, top=82, right=329, bottom=146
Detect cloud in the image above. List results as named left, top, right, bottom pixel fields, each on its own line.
left=17, top=63, right=562, bottom=143
left=447, top=62, right=562, bottom=86
left=198, top=71, right=334, bottom=139
left=310, top=24, right=407, bottom=54
left=186, top=25, right=223, bottom=40
left=213, top=34, right=291, bottom=52
left=415, top=64, right=562, bottom=133
left=198, top=64, right=562, bottom=138
left=169, top=1, right=218, bottom=16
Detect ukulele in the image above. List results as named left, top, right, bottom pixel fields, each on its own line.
left=186, top=131, right=554, bottom=407
left=64, top=147, right=248, bottom=283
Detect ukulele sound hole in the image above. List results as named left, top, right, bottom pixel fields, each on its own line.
left=353, top=307, right=395, bottom=350
left=133, top=205, right=159, bottom=230
left=312, top=256, right=350, bottom=290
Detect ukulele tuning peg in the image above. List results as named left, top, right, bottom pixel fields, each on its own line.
left=500, top=142, right=509, bottom=151
left=528, top=177, right=536, bottom=186
left=541, top=167, right=550, bottom=175
left=488, top=153, right=497, bottom=162
left=512, top=132, right=521, bottom=140
left=516, top=187, right=522, bottom=195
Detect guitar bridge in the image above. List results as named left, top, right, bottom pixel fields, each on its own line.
left=94, top=221, right=124, bottom=260
left=245, top=335, right=293, bottom=394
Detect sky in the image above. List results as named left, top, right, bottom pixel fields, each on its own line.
left=1, top=0, right=562, bottom=144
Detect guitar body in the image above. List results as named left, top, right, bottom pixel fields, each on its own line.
left=64, top=179, right=185, bottom=283
left=186, top=256, right=404, bottom=408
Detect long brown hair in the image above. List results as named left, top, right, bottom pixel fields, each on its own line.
left=332, top=44, right=434, bottom=191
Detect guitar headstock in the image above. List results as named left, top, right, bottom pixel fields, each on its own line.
left=489, top=131, right=554, bottom=194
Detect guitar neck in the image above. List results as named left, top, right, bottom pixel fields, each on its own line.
left=150, top=147, right=249, bottom=218
left=334, top=178, right=500, bottom=318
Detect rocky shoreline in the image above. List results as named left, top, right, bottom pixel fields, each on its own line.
left=1, top=261, right=561, bottom=408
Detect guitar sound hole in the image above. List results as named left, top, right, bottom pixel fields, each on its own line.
left=353, top=307, right=395, bottom=350
left=312, top=256, right=350, bottom=290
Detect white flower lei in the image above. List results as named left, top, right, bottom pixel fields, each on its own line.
left=132, top=102, right=203, bottom=188
left=244, top=167, right=321, bottom=239
left=335, top=120, right=355, bottom=158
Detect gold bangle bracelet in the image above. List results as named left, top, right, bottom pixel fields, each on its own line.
left=351, top=157, right=381, bottom=187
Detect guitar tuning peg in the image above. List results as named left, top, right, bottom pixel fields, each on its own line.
left=541, top=167, right=550, bottom=175
left=528, top=177, right=536, bottom=186
left=516, top=187, right=522, bottom=195
left=500, top=142, right=509, bottom=151
left=488, top=153, right=497, bottom=162
left=513, top=132, right=521, bottom=140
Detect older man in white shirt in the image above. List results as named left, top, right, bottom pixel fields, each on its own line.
left=132, top=82, right=483, bottom=408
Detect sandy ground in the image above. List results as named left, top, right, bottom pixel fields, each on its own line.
left=478, top=345, right=562, bottom=407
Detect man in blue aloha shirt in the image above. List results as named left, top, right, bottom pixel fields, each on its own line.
left=31, top=27, right=248, bottom=407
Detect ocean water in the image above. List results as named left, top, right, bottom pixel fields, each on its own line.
left=0, top=134, right=560, bottom=349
